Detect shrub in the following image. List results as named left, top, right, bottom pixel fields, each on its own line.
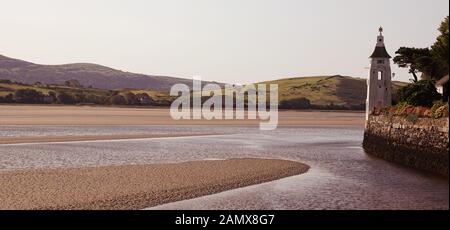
left=412, top=106, right=431, bottom=117
left=397, top=80, right=442, bottom=107
left=394, top=102, right=410, bottom=116
left=372, top=100, right=447, bottom=119
left=432, top=104, right=449, bottom=118
left=431, top=101, right=448, bottom=118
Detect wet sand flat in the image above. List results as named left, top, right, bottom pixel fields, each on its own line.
left=0, top=133, right=213, bottom=145
left=0, top=105, right=365, bottom=126
left=0, top=158, right=309, bottom=210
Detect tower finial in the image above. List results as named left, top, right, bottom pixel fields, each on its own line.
left=379, top=26, right=383, bottom=34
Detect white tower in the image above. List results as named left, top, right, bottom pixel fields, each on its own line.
left=366, top=27, right=392, bottom=119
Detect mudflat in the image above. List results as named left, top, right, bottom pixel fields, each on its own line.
left=0, top=105, right=365, bottom=126
left=0, top=158, right=309, bottom=210
left=0, top=134, right=213, bottom=145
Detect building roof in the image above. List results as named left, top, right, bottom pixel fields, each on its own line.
left=370, top=46, right=392, bottom=58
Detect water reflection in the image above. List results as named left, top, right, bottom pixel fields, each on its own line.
left=0, top=125, right=448, bottom=210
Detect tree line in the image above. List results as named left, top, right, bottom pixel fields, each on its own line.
left=0, top=88, right=172, bottom=106
left=394, top=16, right=449, bottom=106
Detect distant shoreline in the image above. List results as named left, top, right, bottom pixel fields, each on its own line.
left=0, top=134, right=216, bottom=145
left=0, top=103, right=365, bottom=112
left=0, top=105, right=366, bottom=126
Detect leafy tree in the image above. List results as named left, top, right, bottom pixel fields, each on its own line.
left=125, top=92, right=138, bottom=105
left=136, top=93, right=154, bottom=105
left=393, top=47, right=431, bottom=82
left=73, top=94, right=85, bottom=103
left=107, top=90, right=119, bottom=97
left=0, top=93, right=14, bottom=103
left=84, top=94, right=104, bottom=104
left=394, top=17, right=449, bottom=82
left=56, top=91, right=76, bottom=104
left=109, top=95, right=127, bottom=105
left=280, top=97, right=311, bottom=109
left=431, top=16, right=449, bottom=76
left=414, top=55, right=444, bottom=80
left=397, top=80, right=441, bottom=107
left=14, top=89, right=43, bottom=103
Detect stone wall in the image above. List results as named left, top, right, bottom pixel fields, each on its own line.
left=363, top=115, right=449, bottom=177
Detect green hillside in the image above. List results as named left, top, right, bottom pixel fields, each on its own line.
left=262, top=75, right=407, bottom=108
left=1, top=75, right=409, bottom=110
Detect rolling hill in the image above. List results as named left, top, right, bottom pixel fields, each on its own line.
left=262, top=75, right=407, bottom=108
left=190, top=75, right=407, bottom=109
left=0, top=54, right=409, bottom=109
left=0, top=54, right=219, bottom=90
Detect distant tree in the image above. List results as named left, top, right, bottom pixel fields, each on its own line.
left=109, top=95, right=127, bottom=105
left=136, top=93, right=154, bottom=105
left=73, top=93, right=85, bottom=103
left=48, top=91, right=56, bottom=98
left=0, top=93, right=14, bottom=103
left=14, top=89, right=43, bottom=104
left=125, top=92, right=138, bottom=105
left=107, top=90, right=119, bottom=97
left=280, top=97, right=311, bottom=109
left=397, top=80, right=441, bottom=107
left=56, top=91, right=76, bottom=104
left=0, top=79, right=12, bottom=84
left=48, top=91, right=57, bottom=103
left=84, top=94, right=104, bottom=104
left=13, top=89, right=43, bottom=104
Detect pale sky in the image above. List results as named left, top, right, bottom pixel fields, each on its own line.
left=0, top=0, right=448, bottom=83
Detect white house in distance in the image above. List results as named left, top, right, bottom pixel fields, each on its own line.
left=435, top=75, right=449, bottom=102
left=366, top=27, right=392, bottom=119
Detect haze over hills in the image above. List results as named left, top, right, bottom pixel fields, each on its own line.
left=0, top=54, right=215, bottom=90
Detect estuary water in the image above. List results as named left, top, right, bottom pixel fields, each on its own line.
left=0, top=125, right=448, bottom=210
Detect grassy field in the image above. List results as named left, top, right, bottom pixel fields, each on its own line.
left=262, top=75, right=407, bottom=106
left=191, top=75, right=408, bottom=107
